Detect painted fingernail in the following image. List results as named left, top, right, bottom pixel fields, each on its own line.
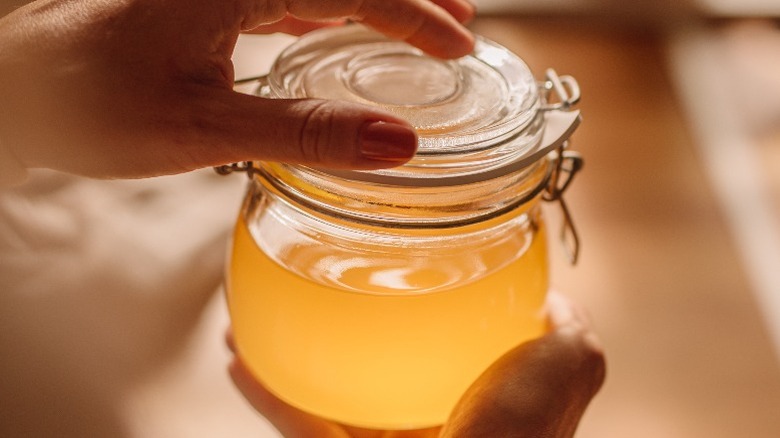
left=359, top=121, right=417, bottom=162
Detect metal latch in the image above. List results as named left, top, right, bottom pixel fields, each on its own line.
left=544, top=145, right=584, bottom=265
left=218, top=69, right=586, bottom=265
left=537, top=69, right=584, bottom=264
left=540, top=68, right=581, bottom=112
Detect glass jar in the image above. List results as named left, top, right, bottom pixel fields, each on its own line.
left=221, top=25, right=583, bottom=430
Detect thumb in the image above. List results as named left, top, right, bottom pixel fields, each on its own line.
left=182, top=89, right=418, bottom=170
left=441, top=292, right=606, bottom=438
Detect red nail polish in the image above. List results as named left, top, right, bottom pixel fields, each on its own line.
left=359, top=121, right=418, bottom=162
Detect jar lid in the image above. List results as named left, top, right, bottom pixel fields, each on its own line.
left=259, top=25, right=578, bottom=186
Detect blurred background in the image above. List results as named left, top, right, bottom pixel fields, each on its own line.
left=2, top=0, right=780, bottom=437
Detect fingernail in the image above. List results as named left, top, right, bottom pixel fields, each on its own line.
left=359, top=121, right=417, bottom=162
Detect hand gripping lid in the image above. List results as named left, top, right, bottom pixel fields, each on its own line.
left=258, top=24, right=580, bottom=186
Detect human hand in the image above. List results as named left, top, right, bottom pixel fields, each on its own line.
left=227, top=291, right=606, bottom=438
left=0, top=0, right=475, bottom=182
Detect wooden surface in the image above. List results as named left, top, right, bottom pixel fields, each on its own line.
left=469, top=16, right=780, bottom=438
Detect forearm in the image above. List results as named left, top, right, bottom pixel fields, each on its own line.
left=0, top=1, right=124, bottom=180
left=0, top=2, right=46, bottom=185
left=0, top=5, right=29, bottom=186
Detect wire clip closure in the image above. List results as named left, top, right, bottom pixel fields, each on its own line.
left=217, top=69, right=585, bottom=264
left=543, top=145, right=584, bottom=265
left=538, top=69, right=584, bottom=265
left=214, top=161, right=257, bottom=178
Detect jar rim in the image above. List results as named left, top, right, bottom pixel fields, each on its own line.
left=253, top=157, right=552, bottom=229
left=261, top=24, right=545, bottom=181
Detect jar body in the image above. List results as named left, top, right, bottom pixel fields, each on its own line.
left=226, top=168, right=550, bottom=429
left=221, top=24, right=585, bottom=430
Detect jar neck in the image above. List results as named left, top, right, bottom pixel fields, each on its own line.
left=252, top=157, right=551, bottom=229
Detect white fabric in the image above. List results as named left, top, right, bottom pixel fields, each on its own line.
left=0, top=33, right=294, bottom=437
left=0, top=168, right=288, bottom=437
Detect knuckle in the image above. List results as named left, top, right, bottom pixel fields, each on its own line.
left=297, top=101, right=338, bottom=163
left=241, top=0, right=287, bottom=28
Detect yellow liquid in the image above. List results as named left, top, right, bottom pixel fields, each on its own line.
left=227, top=215, right=548, bottom=429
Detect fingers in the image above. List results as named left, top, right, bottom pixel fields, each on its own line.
left=546, top=291, right=605, bottom=359
left=429, top=0, right=476, bottom=24
left=240, top=0, right=475, bottom=59
left=177, top=88, right=418, bottom=171
left=350, top=0, right=475, bottom=59
left=243, top=14, right=345, bottom=36
left=441, top=292, right=606, bottom=438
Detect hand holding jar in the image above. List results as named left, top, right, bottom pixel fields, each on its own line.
left=0, top=0, right=474, bottom=185
left=228, top=292, right=606, bottom=438
left=222, top=23, right=591, bottom=430
left=0, top=0, right=606, bottom=435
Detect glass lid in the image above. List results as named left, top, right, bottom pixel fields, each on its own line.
left=258, top=24, right=552, bottom=184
